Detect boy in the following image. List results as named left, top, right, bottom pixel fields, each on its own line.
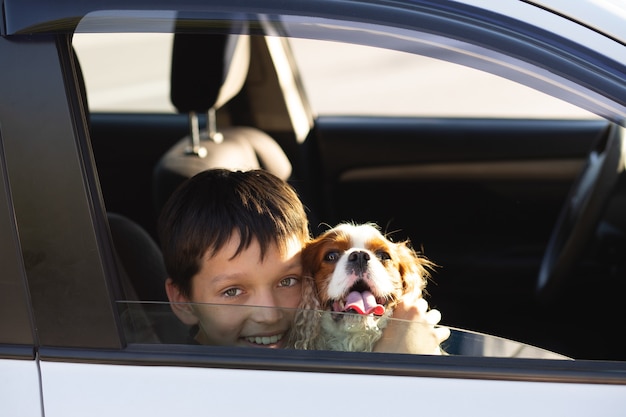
left=159, top=168, right=448, bottom=352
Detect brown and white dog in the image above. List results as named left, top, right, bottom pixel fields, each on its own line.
left=290, top=222, right=437, bottom=352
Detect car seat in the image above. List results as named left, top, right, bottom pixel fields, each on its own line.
left=108, top=212, right=168, bottom=302
left=152, top=28, right=293, bottom=216
left=108, top=212, right=190, bottom=343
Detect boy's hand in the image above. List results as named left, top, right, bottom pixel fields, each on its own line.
left=373, top=293, right=450, bottom=355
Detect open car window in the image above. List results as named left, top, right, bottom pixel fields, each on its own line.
left=67, top=13, right=626, bottom=365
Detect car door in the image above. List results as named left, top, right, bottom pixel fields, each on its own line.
left=0, top=87, right=41, bottom=416
left=0, top=175, right=42, bottom=416
left=10, top=32, right=623, bottom=415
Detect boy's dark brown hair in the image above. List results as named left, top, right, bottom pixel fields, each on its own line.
left=158, top=168, right=309, bottom=297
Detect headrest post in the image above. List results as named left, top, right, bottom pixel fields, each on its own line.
left=207, top=107, right=224, bottom=144
left=185, top=111, right=207, bottom=157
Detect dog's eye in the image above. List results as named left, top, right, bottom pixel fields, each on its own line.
left=324, top=251, right=340, bottom=263
left=375, top=250, right=391, bottom=262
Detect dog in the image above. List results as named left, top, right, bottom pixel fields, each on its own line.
left=290, top=222, right=440, bottom=352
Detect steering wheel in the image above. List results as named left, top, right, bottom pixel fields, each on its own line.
left=537, top=123, right=625, bottom=299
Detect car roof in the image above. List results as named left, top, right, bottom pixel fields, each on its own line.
left=1, top=0, right=624, bottom=43
left=526, top=0, right=626, bottom=45
left=1, top=0, right=622, bottom=59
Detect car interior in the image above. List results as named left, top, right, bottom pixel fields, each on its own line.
left=74, top=26, right=626, bottom=361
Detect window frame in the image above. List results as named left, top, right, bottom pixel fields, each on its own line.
left=0, top=113, right=36, bottom=356
left=0, top=33, right=122, bottom=351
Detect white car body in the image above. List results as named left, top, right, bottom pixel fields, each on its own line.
left=40, top=362, right=626, bottom=417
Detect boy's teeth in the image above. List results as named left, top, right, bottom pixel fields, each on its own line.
left=247, top=334, right=283, bottom=345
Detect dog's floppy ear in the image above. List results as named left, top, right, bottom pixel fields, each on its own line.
left=289, top=275, right=322, bottom=349
left=300, top=235, right=324, bottom=274
left=298, top=234, right=329, bottom=309
left=288, top=238, right=324, bottom=350
left=397, top=241, right=432, bottom=296
left=299, top=274, right=321, bottom=310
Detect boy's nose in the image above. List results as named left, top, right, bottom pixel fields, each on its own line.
left=250, top=293, right=283, bottom=323
left=251, top=305, right=284, bottom=324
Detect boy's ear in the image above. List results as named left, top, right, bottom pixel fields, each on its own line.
left=165, top=278, right=199, bottom=326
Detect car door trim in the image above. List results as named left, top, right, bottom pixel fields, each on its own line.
left=340, top=159, right=584, bottom=182
left=38, top=345, right=626, bottom=385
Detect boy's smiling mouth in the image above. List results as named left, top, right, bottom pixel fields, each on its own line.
left=244, top=333, right=284, bottom=347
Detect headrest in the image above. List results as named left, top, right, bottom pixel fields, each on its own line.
left=170, top=30, right=250, bottom=113
left=153, top=127, right=292, bottom=215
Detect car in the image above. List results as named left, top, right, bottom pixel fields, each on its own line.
left=2, top=0, right=626, bottom=415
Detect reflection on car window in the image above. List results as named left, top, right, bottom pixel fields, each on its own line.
left=118, top=302, right=568, bottom=360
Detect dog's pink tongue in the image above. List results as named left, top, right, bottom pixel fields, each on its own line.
left=344, top=291, right=385, bottom=316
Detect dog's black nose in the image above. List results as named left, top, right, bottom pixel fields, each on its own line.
left=348, top=250, right=370, bottom=271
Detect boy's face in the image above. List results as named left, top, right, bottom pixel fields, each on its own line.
left=166, top=233, right=302, bottom=349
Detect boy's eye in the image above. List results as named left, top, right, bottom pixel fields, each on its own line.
left=223, top=287, right=243, bottom=297
left=279, top=277, right=299, bottom=287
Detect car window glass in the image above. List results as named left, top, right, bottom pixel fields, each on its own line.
left=118, top=302, right=568, bottom=360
